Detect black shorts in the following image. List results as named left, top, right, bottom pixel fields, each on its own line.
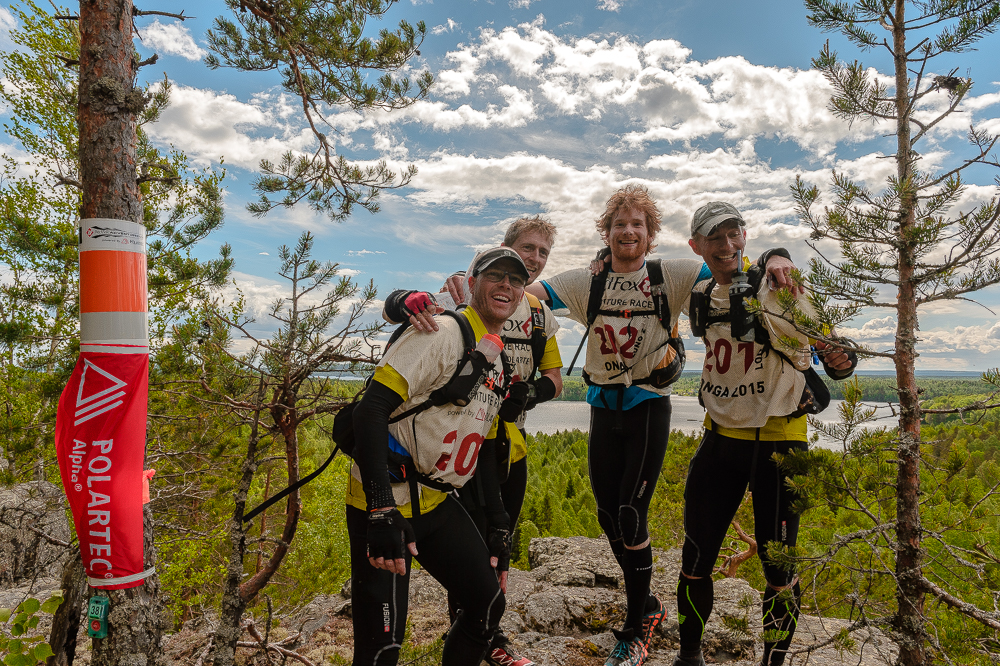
left=587, top=396, right=672, bottom=547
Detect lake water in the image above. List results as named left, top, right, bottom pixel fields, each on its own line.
left=527, top=397, right=899, bottom=451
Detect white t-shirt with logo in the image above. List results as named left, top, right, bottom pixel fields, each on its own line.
left=543, top=260, right=703, bottom=394
left=694, top=278, right=816, bottom=428
left=348, top=308, right=506, bottom=510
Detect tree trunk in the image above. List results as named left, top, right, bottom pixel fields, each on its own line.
left=891, top=2, right=926, bottom=664
left=79, top=0, right=143, bottom=222
left=212, top=395, right=263, bottom=666
left=79, top=0, right=159, bottom=662
left=89, top=507, right=164, bottom=666
left=47, top=552, right=86, bottom=666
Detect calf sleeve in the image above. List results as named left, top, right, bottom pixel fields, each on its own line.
left=676, top=575, right=714, bottom=654
left=622, top=545, right=653, bottom=631
left=761, top=582, right=800, bottom=666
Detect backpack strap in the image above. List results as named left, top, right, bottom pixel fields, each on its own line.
left=567, top=261, right=611, bottom=375
left=586, top=262, right=611, bottom=328
left=524, top=292, right=547, bottom=380
left=646, top=259, right=671, bottom=330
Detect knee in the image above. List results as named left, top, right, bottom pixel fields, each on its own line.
left=456, top=589, right=505, bottom=641
left=596, top=506, right=620, bottom=541
left=681, top=538, right=714, bottom=579
left=618, top=505, right=647, bottom=548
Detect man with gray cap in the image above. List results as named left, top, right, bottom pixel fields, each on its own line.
left=347, top=247, right=530, bottom=666
left=673, top=202, right=857, bottom=666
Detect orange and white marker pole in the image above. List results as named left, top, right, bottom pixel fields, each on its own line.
left=55, top=218, right=154, bottom=589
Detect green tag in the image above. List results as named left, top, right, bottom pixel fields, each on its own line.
left=87, top=596, right=109, bottom=638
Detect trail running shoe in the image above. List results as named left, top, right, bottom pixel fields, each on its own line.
left=486, top=640, right=534, bottom=666
left=604, top=630, right=648, bottom=666
left=638, top=596, right=667, bottom=650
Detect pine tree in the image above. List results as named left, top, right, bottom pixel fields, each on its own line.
left=205, top=0, right=433, bottom=220
left=784, top=2, right=1000, bottom=663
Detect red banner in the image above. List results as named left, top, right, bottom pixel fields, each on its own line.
left=55, top=351, right=151, bottom=589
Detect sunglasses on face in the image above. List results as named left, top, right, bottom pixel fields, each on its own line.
left=479, top=269, right=526, bottom=289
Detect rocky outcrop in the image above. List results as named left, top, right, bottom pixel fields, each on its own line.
left=261, top=535, right=894, bottom=666
left=0, top=481, right=72, bottom=614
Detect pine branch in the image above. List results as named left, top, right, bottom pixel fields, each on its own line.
left=133, top=9, right=194, bottom=20
left=920, top=576, right=1000, bottom=630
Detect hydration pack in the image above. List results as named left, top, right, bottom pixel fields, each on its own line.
left=568, top=258, right=685, bottom=390
left=243, top=309, right=512, bottom=522
left=688, top=266, right=830, bottom=418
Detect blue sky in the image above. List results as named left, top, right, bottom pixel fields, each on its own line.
left=3, top=0, right=1000, bottom=371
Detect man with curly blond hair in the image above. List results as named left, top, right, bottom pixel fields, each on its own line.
left=526, top=185, right=796, bottom=666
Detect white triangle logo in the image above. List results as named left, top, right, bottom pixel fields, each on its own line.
left=74, top=360, right=127, bottom=426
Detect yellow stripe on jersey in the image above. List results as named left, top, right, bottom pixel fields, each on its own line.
left=345, top=472, right=448, bottom=517
left=373, top=364, right=409, bottom=402
left=463, top=306, right=489, bottom=341
left=539, top=335, right=562, bottom=371
left=507, top=421, right=527, bottom=463
left=704, top=413, right=808, bottom=442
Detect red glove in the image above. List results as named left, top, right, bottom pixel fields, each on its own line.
left=402, top=292, right=434, bottom=318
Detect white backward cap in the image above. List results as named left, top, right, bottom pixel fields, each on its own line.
left=691, top=202, right=745, bottom=237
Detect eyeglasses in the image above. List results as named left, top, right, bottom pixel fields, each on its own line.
left=479, top=269, right=526, bottom=289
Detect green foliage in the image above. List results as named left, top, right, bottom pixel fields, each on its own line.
left=206, top=0, right=432, bottom=220
left=0, top=0, right=231, bottom=485
left=0, top=594, right=62, bottom=665
left=269, top=436, right=354, bottom=607
left=782, top=382, right=1000, bottom=662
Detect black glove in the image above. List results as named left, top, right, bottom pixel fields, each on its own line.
left=367, top=508, right=416, bottom=563
left=524, top=375, right=557, bottom=411
left=498, top=381, right=532, bottom=422
left=822, top=337, right=859, bottom=380
left=487, top=526, right=511, bottom=573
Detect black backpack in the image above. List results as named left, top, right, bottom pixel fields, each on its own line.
left=243, top=309, right=511, bottom=522
left=689, top=266, right=830, bottom=418
left=566, top=258, right=685, bottom=390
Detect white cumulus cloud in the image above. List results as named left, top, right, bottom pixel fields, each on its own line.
left=432, top=18, right=459, bottom=35
left=138, top=20, right=206, bottom=61
left=144, top=83, right=315, bottom=169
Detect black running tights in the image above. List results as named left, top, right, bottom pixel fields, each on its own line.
left=348, top=497, right=505, bottom=666
left=588, top=396, right=672, bottom=632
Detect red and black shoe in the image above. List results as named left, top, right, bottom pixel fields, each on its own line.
left=487, top=640, right=535, bottom=666
left=639, top=596, right=667, bottom=651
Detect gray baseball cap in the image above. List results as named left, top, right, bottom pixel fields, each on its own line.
left=470, top=247, right=530, bottom=281
left=691, top=202, right=745, bottom=237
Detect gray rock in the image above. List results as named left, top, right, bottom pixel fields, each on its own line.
left=290, top=593, right=352, bottom=644
left=530, top=536, right=624, bottom=588
left=0, top=481, right=72, bottom=587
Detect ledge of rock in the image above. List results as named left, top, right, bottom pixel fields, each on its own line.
left=258, top=535, right=893, bottom=665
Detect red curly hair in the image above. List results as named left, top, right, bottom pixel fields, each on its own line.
left=595, top=184, right=661, bottom=255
